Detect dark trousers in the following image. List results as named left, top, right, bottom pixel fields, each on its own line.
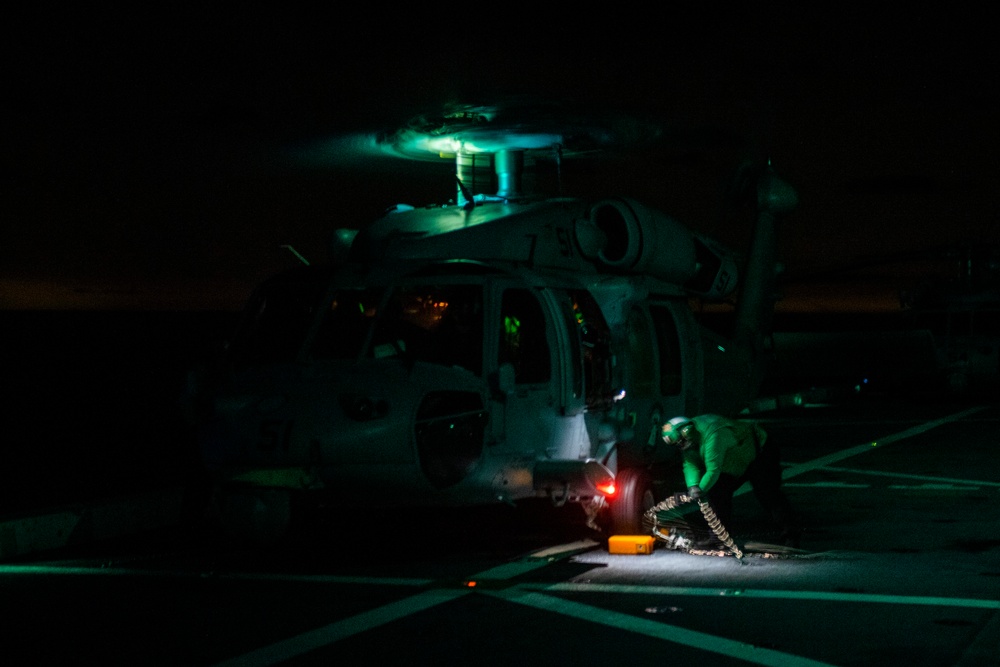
left=707, top=439, right=796, bottom=534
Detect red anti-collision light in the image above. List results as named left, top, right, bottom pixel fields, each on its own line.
left=596, top=481, right=616, bottom=497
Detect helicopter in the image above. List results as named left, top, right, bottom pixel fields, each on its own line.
left=188, top=101, right=798, bottom=541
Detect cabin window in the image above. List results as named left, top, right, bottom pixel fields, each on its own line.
left=567, top=289, right=614, bottom=409
left=650, top=304, right=683, bottom=395
left=499, top=289, right=550, bottom=384
left=626, top=307, right=657, bottom=398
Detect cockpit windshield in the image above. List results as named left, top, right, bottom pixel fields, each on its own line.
left=313, top=283, right=484, bottom=374
left=228, top=275, right=485, bottom=374
left=310, top=287, right=385, bottom=360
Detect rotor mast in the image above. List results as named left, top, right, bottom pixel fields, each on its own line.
left=455, top=148, right=526, bottom=207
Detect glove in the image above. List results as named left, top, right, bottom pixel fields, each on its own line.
left=687, top=486, right=703, bottom=501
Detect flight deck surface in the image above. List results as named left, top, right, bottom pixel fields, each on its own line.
left=2, top=394, right=999, bottom=666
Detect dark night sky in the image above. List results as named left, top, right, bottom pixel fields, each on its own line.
left=5, top=6, right=999, bottom=312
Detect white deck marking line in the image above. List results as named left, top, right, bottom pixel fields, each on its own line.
left=527, top=582, right=1000, bottom=610
left=886, top=483, right=982, bottom=490
left=5, top=535, right=596, bottom=586
left=529, top=539, right=601, bottom=559
left=210, top=588, right=468, bottom=667
left=0, top=565, right=434, bottom=588
left=173, top=407, right=994, bottom=665
left=487, top=588, right=836, bottom=667
left=207, top=563, right=1000, bottom=667
left=209, top=557, right=554, bottom=666
left=817, top=465, right=1000, bottom=487
left=214, top=572, right=434, bottom=586
left=955, top=608, right=1000, bottom=666
left=783, top=481, right=986, bottom=491
left=782, top=482, right=870, bottom=488
left=470, top=558, right=556, bottom=580
left=736, top=406, right=989, bottom=497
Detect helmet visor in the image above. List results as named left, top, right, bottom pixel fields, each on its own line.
left=662, top=421, right=694, bottom=449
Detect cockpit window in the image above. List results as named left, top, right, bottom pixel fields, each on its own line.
left=311, top=287, right=385, bottom=360
left=363, top=284, right=484, bottom=374
left=229, top=278, right=327, bottom=367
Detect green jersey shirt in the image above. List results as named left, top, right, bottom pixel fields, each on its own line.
left=681, top=414, right=767, bottom=492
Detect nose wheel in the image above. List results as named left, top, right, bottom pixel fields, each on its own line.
left=605, top=468, right=655, bottom=535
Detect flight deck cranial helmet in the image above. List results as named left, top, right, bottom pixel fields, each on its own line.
left=662, top=416, right=696, bottom=450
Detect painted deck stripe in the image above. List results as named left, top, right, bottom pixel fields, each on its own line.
left=886, top=483, right=981, bottom=490
left=782, top=482, right=870, bottom=488
left=527, top=582, right=1000, bottom=610
left=783, top=481, right=986, bottom=492
left=488, top=588, right=836, bottom=667
left=780, top=406, right=987, bottom=481
left=0, top=564, right=433, bottom=587
left=0, top=540, right=587, bottom=583
left=215, top=572, right=433, bottom=586
left=818, top=465, right=1000, bottom=487
left=49, top=406, right=998, bottom=666
left=15, top=564, right=993, bottom=612
left=735, top=406, right=989, bottom=498
left=210, top=588, right=468, bottom=667
left=470, top=558, right=555, bottom=580
left=955, top=608, right=1000, bottom=666
left=206, top=575, right=998, bottom=667
left=208, top=555, right=561, bottom=665
left=529, top=539, right=601, bottom=559
left=785, top=472, right=995, bottom=490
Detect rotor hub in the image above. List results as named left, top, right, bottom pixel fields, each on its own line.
left=376, top=100, right=661, bottom=202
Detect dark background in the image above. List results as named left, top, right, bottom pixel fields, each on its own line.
left=7, top=6, right=999, bottom=311
left=3, top=7, right=998, bottom=512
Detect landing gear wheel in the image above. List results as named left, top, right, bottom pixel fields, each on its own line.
left=606, top=469, right=655, bottom=535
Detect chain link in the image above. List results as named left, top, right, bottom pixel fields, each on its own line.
left=643, top=493, right=794, bottom=560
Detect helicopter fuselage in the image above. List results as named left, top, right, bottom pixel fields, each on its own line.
left=195, top=193, right=781, bottom=535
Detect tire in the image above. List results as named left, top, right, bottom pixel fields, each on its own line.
left=606, top=468, right=655, bottom=535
